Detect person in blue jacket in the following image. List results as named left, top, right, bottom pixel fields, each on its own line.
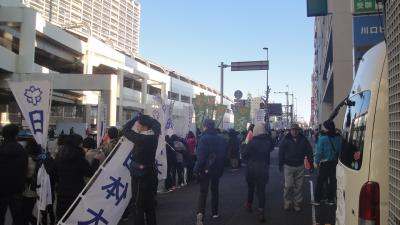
left=312, top=120, right=342, bottom=206
left=193, top=119, right=227, bottom=225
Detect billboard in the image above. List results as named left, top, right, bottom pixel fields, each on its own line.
left=307, top=0, right=328, bottom=17
left=353, top=14, right=385, bottom=73
left=267, top=103, right=283, bottom=116
left=353, top=0, right=382, bottom=14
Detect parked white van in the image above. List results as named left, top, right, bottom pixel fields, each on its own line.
left=336, top=42, right=388, bottom=225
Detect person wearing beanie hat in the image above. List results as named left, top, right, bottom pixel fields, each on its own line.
left=194, top=119, right=227, bottom=225
left=312, top=120, right=341, bottom=206
left=240, top=123, right=274, bottom=222
left=279, top=123, right=314, bottom=212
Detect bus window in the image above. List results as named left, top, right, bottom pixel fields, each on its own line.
left=340, top=91, right=371, bottom=170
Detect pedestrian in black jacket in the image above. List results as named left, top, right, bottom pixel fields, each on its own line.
left=241, top=123, right=274, bottom=222
left=194, top=119, right=227, bottom=225
left=123, top=114, right=161, bottom=225
left=54, top=134, right=98, bottom=221
left=279, top=124, right=313, bottom=212
left=0, top=124, right=28, bottom=225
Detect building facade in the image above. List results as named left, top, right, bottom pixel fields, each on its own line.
left=385, top=0, right=400, bottom=224
left=311, top=0, right=353, bottom=127
left=21, top=0, right=140, bottom=55
left=0, top=2, right=233, bottom=139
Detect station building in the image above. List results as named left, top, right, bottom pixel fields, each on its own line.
left=0, top=1, right=233, bottom=136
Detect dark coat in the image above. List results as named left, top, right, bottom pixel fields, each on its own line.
left=241, top=134, right=274, bottom=183
left=0, top=140, right=28, bottom=196
left=279, top=133, right=313, bottom=168
left=193, top=129, right=227, bottom=178
left=54, top=146, right=97, bottom=217
left=122, top=117, right=161, bottom=176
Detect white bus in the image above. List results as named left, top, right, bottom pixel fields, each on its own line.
left=336, top=42, right=388, bottom=225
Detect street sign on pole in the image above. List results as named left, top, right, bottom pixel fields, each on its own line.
left=231, top=61, right=269, bottom=71
left=353, top=0, right=382, bottom=14
left=234, top=90, right=243, bottom=99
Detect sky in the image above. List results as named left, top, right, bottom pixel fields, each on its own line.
left=139, top=0, right=315, bottom=123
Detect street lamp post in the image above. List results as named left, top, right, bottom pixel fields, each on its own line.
left=262, top=47, right=270, bottom=129
left=218, top=62, right=229, bottom=105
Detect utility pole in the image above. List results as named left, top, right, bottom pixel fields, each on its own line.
left=288, top=92, right=294, bottom=125
left=274, top=91, right=290, bottom=128
left=262, top=47, right=270, bottom=129
left=218, top=62, right=229, bottom=105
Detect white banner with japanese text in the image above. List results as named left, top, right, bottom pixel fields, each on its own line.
left=58, top=138, right=133, bottom=225
left=145, top=95, right=168, bottom=180
left=8, top=79, right=51, bottom=149
left=97, top=98, right=107, bottom=147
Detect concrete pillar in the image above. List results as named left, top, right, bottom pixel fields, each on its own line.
left=85, top=105, right=92, bottom=126
left=17, top=8, right=36, bottom=73
left=141, top=78, right=148, bottom=105
left=102, top=75, right=118, bottom=126
left=118, top=70, right=124, bottom=126
left=161, top=83, right=167, bottom=100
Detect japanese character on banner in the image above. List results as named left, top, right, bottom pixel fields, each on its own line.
left=123, top=152, right=134, bottom=170
left=25, top=86, right=45, bottom=135
left=78, top=208, right=109, bottom=225
left=101, top=176, right=128, bottom=206
left=24, top=85, right=43, bottom=106
left=155, top=159, right=163, bottom=175
left=165, top=118, right=174, bottom=130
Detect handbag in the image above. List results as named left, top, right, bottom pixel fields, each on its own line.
left=304, top=156, right=311, bottom=169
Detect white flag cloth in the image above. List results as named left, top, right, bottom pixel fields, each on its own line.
left=97, top=98, right=107, bottom=147
left=145, top=96, right=168, bottom=180
left=36, top=164, right=52, bottom=210
left=8, top=79, right=51, bottom=149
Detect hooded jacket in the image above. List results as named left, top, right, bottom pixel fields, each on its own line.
left=0, top=140, right=28, bottom=196
left=241, top=134, right=274, bottom=182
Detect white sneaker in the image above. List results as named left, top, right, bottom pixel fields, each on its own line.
left=196, top=213, right=203, bottom=225
left=212, top=214, right=219, bottom=219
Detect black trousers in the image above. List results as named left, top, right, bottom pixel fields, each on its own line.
left=0, top=194, right=24, bottom=225
left=40, top=204, right=55, bottom=225
left=22, top=197, right=37, bottom=225
left=315, top=160, right=337, bottom=201
left=175, top=162, right=184, bottom=186
left=197, top=174, right=220, bottom=215
left=247, top=180, right=266, bottom=210
left=132, top=174, right=157, bottom=225
left=186, top=156, right=196, bottom=183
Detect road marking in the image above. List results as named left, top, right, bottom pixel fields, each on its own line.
left=309, top=180, right=317, bottom=225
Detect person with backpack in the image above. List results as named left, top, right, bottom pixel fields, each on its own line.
left=312, top=120, right=342, bottom=206
left=171, top=135, right=186, bottom=187
left=193, top=119, right=227, bottom=225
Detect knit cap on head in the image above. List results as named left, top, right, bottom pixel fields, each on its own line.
left=253, top=123, right=266, bottom=136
